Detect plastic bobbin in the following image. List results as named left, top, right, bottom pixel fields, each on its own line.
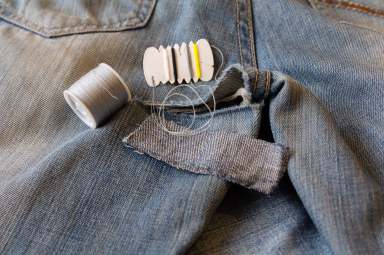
left=63, top=63, right=132, bottom=129
left=143, top=39, right=215, bottom=87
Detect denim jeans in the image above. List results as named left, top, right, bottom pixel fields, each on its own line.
left=0, top=0, right=383, bottom=254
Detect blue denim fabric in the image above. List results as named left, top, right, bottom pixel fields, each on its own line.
left=0, top=0, right=383, bottom=254
left=191, top=1, right=384, bottom=254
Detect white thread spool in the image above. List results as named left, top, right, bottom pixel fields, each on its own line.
left=63, top=63, right=132, bottom=129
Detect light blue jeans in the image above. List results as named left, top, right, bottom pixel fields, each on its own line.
left=0, top=0, right=383, bottom=254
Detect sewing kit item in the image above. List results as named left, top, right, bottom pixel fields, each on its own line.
left=143, top=39, right=214, bottom=87
left=63, top=63, right=132, bottom=129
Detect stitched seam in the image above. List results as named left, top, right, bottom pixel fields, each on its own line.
left=246, top=0, right=257, bottom=71
left=318, top=0, right=384, bottom=17
left=0, top=0, right=156, bottom=35
left=253, top=68, right=259, bottom=94
left=0, top=10, right=142, bottom=30
left=236, top=0, right=258, bottom=93
left=264, top=71, right=271, bottom=99
left=236, top=0, right=244, bottom=67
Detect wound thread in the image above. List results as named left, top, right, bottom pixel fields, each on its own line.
left=63, top=63, right=131, bottom=129
left=193, top=42, right=202, bottom=80
left=171, top=48, right=178, bottom=83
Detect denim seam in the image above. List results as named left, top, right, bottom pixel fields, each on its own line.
left=311, top=0, right=384, bottom=17
left=253, top=68, right=260, bottom=95
left=265, top=70, right=271, bottom=99
left=0, top=0, right=156, bottom=37
left=246, top=0, right=257, bottom=72
left=235, top=0, right=244, bottom=67
left=236, top=0, right=258, bottom=87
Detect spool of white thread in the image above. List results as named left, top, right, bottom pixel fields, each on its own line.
left=63, top=63, right=132, bottom=129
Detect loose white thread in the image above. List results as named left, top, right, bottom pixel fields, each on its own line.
left=148, top=45, right=225, bottom=136
left=63, top=63, right=132, bottom=129
left=64, top=46, right=225, bottom=131
left=153, top=84, right=216, bottom=136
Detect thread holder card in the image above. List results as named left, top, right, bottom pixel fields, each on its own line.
left=143, top=39, right=214, bottom=87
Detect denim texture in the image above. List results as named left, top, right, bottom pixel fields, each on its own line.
left=0, top=0, right=157, bottom=36
left=124, top=114, right=288, bottom=194
left=0, top=0, right=383, bottom=254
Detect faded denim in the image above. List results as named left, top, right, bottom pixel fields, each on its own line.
left=0, top=0, right=383, bottom=254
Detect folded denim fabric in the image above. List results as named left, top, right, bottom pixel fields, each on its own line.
left=124, top=115, right=289, bottom=194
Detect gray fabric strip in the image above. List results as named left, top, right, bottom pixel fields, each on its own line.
left=123, top=115, right=289, bottom=194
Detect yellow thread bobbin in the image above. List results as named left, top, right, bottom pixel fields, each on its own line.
left=193, top=42, right=202, bottom=80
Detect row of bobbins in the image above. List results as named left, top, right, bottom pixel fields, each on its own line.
left=143, top=39, right=214, bottom=87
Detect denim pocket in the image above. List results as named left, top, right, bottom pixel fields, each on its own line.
left=0, top=0, right=157, bottom=37
left=308, top=0, right=384, bottom=31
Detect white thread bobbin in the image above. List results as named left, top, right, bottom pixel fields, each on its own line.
left=63, top=63, right=132, bottom=129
